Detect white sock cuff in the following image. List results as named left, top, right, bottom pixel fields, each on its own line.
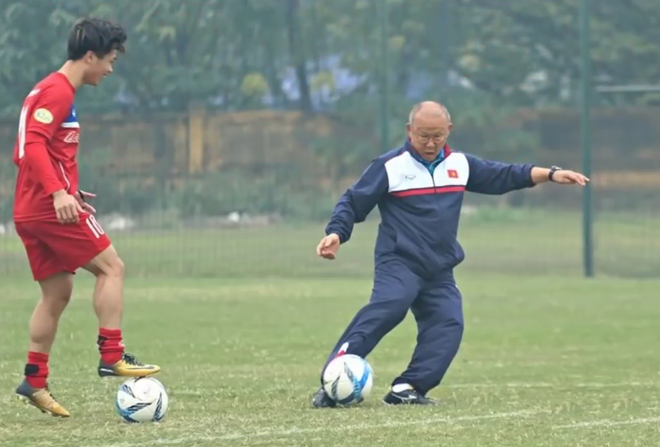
left=392, top=383, right=413, bottom=393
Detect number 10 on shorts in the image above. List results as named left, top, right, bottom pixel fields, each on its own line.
left=86, top=215, right=105, bottom=238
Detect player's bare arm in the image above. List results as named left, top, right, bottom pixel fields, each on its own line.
left=531, top=167, right=590, bottom=186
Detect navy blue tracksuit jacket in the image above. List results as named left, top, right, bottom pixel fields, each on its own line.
left=321, top=140, right=536, bottom=394
left=326, top=140, right=535, bottom=278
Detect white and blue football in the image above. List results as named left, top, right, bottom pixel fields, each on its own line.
left=115, top=377, right=168, bottom=423
left=322, top=354, right=374, bottom=406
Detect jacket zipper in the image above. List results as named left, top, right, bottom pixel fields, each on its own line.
left=427, top=162, right=438, bottom=192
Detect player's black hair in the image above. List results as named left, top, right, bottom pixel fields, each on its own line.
left=67, top=17, right=127, bottom=61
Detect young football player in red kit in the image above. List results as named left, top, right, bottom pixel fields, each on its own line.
left=12, top=17, right=159, bottom=418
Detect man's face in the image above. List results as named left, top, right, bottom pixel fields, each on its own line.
left=407, top=112, right=452, bottom=161
left=82, top=49, right=117, bottom=86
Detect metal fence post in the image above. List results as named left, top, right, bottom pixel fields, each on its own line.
left=579, top=0, right=594, bottom=277
left=378, top=0, right=389, bottom=152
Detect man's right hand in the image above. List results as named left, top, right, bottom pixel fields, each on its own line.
left=53, top=190, right=84, bottom=224
left=316, top=233, right=341, bottom=260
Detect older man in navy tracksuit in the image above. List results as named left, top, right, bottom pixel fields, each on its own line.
left=312, top=101, right=588, bottom=407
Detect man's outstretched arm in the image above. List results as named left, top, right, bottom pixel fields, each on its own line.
left=465, top=154, right=588, bottom=195
left=529, top=167, right=589, bottom=186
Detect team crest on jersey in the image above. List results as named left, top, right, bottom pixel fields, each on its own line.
left=61, top=104, right=79, bottom=129
left=34, top=108, right=53, bottom=124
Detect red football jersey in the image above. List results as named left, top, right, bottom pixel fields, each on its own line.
left=13, top=72, right=80, bottom=222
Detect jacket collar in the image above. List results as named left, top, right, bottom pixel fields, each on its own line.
left=404, top=139, right=451, bottom=166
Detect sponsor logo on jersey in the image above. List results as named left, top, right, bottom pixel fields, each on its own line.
left=34, top=108, right=53, bottom=124
left=63, top=131, right=80, bottom=144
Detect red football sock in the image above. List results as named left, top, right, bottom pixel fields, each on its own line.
left=25, top=351, right=49, bottom=389
left=98, top=328, right=124, bottom=365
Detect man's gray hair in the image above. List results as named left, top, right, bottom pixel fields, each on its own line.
left=407, top=102, right=452, bottom=126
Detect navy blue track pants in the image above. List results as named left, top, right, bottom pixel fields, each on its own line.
left=322, top=258, right=464, bottom=395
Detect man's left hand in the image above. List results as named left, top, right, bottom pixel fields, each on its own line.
left=552, top=170, right=590, bottom=186
left=76, top=190, right=97, bottom=214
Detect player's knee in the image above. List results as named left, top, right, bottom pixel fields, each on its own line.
left=40, top=294, right=71, bottom=316
left=42, top=291, right=72, bottom=308
left=432, top=315, right=464, bottom=341
left=372, top=302, right=409, bottom=327
left=446, top=316, right=464, bottom=342
left=102, top=255, right=125, bottom=278
left=39, top=273, right=73, bottom=308
left=86, top=246, right=125, bottom=278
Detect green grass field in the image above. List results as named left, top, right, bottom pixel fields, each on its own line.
left=2, top=276, right=660, bottom=446
left=1, top=209, right=660, bottom=446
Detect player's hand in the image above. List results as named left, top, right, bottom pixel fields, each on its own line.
left=552, top=170, right=590, bottom=186
left=76, top=190, right=97, bottom=214
left=53, top=190, right=84, bottom=224
left=317, top=234, right=341, bottom=260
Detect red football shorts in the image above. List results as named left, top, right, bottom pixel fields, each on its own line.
left=15, top=213, right=111, bottom=281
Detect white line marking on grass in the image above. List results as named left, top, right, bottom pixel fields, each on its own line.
left=104, top=409, right=543, bottom=446
left=172, top=382, right=658, bottom=397
left=446, top=382, right=656, bottom=389
left=553, top=417, right=660, bottom=430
